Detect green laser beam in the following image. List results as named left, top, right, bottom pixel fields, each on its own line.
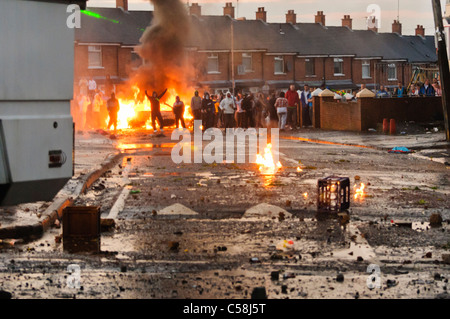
left=80, top=9, right=147, bottom=32
left=81, top=10, right=120, bottom=24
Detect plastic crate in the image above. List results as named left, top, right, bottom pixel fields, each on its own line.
left=317, top=176, right=350, bottom=212
left=63, top=206, right=100, bottom=253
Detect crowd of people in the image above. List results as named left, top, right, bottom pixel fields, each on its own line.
left=375, top=78, right=442, bottom=98
left=72, top=75, right=443, bottom=134
left=180, top=84, right=316, bottom=132
left=72, top=76, right=117, bottom=132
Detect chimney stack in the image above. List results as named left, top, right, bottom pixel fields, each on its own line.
left=286, top=10, right=297, bottom=24
left=368, top=17, right=378, bottom=32
left=415, top=25, right=425, bottom=37
left=116, top=0, right=128, bottom=11
left=392, top=20, right=402, bottom=35
left=315, top=11, right=325, bottom=26
left=189, top=3, right=201, bottom=16
left=342, top=15, right=352, bottom=29
left=256, top=7, right=267, bottom=22
left=224, top=2, right=235, bottom=18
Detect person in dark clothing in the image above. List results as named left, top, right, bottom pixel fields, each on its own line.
left=419, top=79, right=436, bottom=97
left=106, top=92, right=120, bottom=133
left=242, top=93, right=254, bottom=128
left=145, top=88, right=167, bottom=134
left=191, top=90, right=203, bottom=121
left=173, top=96, right=186, bottom=129
left=201, top=92, right=215, bottom=130
left=266, top=93, right=279, bottom=129
left=253, top=94, right=265, bottom=128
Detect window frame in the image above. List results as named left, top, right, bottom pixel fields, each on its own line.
left=333, top=57, right=345, bottom=76
left=305, top=58, right=316, bottom=77
left=88, top=45, right=103, bottom=69
left=387, top=63, right=397, bottom=81
left=242, top=53, right=253, bottom=73
left=207, top=53, right=220, bottom=74
left=274, top=56, right=285, bottom=75
left=362, top=60, right=371, bottom=79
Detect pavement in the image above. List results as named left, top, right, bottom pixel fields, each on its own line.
left=0, top=125, right=448, bottom=242
left=0, top=125, right=449, bottom=299
left=0, top=131, right=122, bottom=241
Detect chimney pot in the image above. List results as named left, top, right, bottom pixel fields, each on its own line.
left=315, top=11, right=325, bottom=26
left=256, top=7, right=267, bottom=22
left=342, top=14, right=352, bottom=29
left=224, top=2, right=235, bottom=18
left=189, top=3, right=201, bottom=16
left=415, top=25, right=425, bottom=37
left=286, top=9, right=297, bottom=24
left=392, top=19, right=402, bottom=35
left=116, top=0, right=128, bottom=11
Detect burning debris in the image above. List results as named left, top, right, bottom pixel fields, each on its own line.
left=353, top=183, right=366, bottom=201
left=134, top=0, right=192, bottom=91
left=255, top=143, right=282, bottom=175
left=101, top=0, right=196, bottom=131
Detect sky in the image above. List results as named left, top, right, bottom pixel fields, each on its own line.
left=87, top=0, right=449, bottom=36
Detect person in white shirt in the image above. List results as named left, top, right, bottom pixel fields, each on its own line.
left=88, top=77, right=97, bottom=100
left=219, top=92, right=236, bottom=128
left=92, top=90, right=105, bottom=129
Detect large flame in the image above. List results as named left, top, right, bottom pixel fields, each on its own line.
left=256, top=143, right=282, bottom=175
left=106, top=86, right=193, bottom=131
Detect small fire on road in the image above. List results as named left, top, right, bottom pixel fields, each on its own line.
left=354, top=182, right=366, bottom=200
left=256, top=143, right=282, bottom=175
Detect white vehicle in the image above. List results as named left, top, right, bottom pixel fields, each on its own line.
left=0, top=0, right=86, bottom=205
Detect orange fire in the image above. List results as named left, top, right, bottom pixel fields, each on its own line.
left=354, top=183, right=366, bottom=200
left=256, top=143, right=282, bottom=175
left=106, top=86, right=193, bottom=130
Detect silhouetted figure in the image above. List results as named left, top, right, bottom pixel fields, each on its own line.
left=145, top=88, right=167, bottom=134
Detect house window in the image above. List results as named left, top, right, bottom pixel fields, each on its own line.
left=305, top=58, right=315, bottom=76
left=242, top=53, right=253, bottom=72
left=334, top=58, right=344, bottom=75
left=207, top=54, right=220, bottom=74
left=88, top=45, right=102, bottom=68
left=274, top=56, right=285, bottom=74
left=362, top=60, right=371, bottom=79
left=388, top=63, right=397, bottom=81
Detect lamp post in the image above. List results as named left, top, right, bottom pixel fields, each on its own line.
left=231, top=19, right=235, bottom=96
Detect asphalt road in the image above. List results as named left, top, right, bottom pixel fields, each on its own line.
left=0, top=128, right=449, bottom=299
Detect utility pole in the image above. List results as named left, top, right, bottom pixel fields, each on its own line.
left=432, top=0, right=450, bottom=141
left=231, top=20, right=235, bottom=96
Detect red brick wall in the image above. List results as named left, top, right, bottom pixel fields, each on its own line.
left=295, top=57, right=325, bottom=83
left=324, top=57, right=352, bottom=80
left=263, top=55, right=296, bottom=82
left=74, top=44, right=120, bottom=80
left=118, top=47, right=133, bottom=78
left=320, top=98, right=362, bottom=131
left=352, top=59, right=377, bottom=86
left=192, top=52, right=230, bottom=83
left=74, top=44, right=425, bottom=94
left=233, top=52, right=264, bottom=81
